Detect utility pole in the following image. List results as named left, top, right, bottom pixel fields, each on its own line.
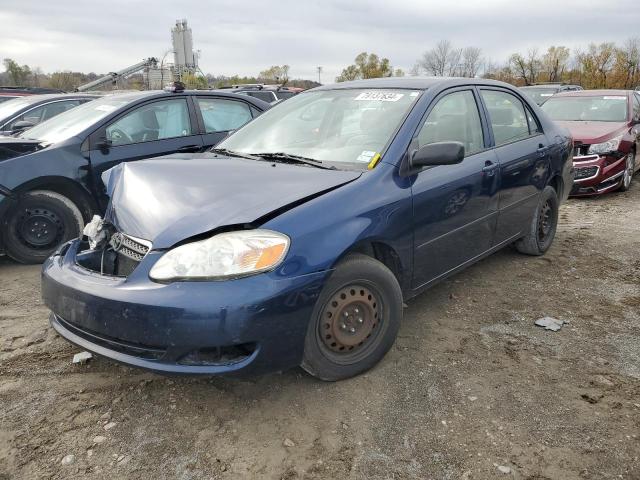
left=317, top=66, right=323, bottom=84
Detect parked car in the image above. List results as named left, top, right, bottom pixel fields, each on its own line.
left=222, top=84, right=302, bottom=103
left=519, top=83, right=583, bottom=106
left=0, top=94, right=98, bottom=136
left=0, top=86, right=66, bottom=104
left=541, top=89, right=640, bottom=196
left=0, top=87, right=270, bottom=263
left=42, top=77, right=573, bottom=381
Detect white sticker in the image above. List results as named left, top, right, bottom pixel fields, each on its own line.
left=355, top=92, right=404, bottom=102
left=603, top=96, right=626, bottom=100
left=410, top=91, right=420, bottom=97
left=356, top=150, right=377, bottom=162
left=95, top=104, right=117, bottom=112
left=540, top=93, right=553, bottom=97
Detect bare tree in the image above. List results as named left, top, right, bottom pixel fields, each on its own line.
left=617, top=38, right=640, bottom=88
left=461, top=47, right=483, bottom=77
left=417, top=40, right=461, bottom=76
left=509, top=53, right=530, bottom=84
left=542, top=46, right=570, bottom=82
left=526, top=48, right=542, bottom=84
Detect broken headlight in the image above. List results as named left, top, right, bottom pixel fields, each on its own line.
left=149, top=230, right=289, bottom=282
left=587, top=134, right=623, bottom=155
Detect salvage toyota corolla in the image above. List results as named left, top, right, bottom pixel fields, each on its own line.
left=42, top=78, right=573, bottom=381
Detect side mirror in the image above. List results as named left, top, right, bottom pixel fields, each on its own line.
left=11, top=120, right=35, bottom=133
left=411, top=141, right=465, bottom=169
left=95, top=137, right=112, bottom=153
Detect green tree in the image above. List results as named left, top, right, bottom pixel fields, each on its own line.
left=336, top=52, right=396, bottom=82
left=3, top=58, right=31, bottom=85
left=182, top=73, right=208, bottom=89
left=259, top=65, right=290, bottom=82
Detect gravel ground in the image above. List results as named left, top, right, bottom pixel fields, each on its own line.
left=1, top=183, right=639, bottom=480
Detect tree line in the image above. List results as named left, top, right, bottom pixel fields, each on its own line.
left=336, top=39, right=640, bottom=89
left=3, top=38, right=639, bottom=91
left=1, top=59, right=319, bottom=91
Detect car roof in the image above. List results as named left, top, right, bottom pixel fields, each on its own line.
left=312, top=77, right=520, bottom=91
left=96, top=89, right=271, bottom=110
left=520, top=85, right=562, bottom=89
left=7, top=93, right=99, bottom=105
left=553, top=89, right=631, bottom=97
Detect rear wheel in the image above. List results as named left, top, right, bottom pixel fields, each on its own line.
left=619, top=151, right=635, bottom=192
left=302, top=254, right=402, bottom=381
left=514, top=186, right=559, bottom=256
left=3, top=190, right=84, bottom=264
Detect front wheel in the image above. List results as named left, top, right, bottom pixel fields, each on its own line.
left=514, top=186, right=559, bottom=256
left=619, top=151, right=635, bottom=192
left=301, top=254, right=403, bottom=381
left=3, top=190, right=84, bottom=264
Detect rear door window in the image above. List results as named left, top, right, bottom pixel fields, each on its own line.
left=196, top=97, right=253, bottom=133
left=481, top=90, right=531, bottom=146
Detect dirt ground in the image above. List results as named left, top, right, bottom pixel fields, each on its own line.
left=1, top=183, right=639, bottom=480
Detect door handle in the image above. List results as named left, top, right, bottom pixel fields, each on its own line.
left=482, top=161, right=498, bottom=176
left=537, top=144, right=550, bottom=157
left=176, top=145, right=201, bottom=153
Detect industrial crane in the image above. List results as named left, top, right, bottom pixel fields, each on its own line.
left=75, top=58, right=159, bottom=92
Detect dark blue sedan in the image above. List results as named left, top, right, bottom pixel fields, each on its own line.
left=42, top=78, right=573, bottom=381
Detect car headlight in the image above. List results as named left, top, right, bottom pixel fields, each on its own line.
left=149, top=229, right=289, bottom=282
left=587, top=135, right=623, bottom=155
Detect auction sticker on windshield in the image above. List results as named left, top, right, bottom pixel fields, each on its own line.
left=355, top=92, right=404, bottom=102
left=603, top=96, right=626, bottom=100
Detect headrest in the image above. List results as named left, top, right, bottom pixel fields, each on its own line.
left=142, top=109, right=159, bottom=129
left=489, top=107, right=513, bottom=125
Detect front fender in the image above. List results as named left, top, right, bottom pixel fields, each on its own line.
left=262, top=163, right=414, bottom=290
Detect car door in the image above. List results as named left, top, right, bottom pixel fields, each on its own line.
left=194, top=96, right=258, bottom=147
left=87, top=97, right=203, bottom=205
left=411, top=87, right=500, bottom=289
left=479, top=88, right=550, bottom=243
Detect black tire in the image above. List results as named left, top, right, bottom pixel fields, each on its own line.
left=3, top=190, right=84, bottom=264
left=301, top=254, right=403, bottom=381
left=618, top=151, right=635, bottom=192
left=515, top=186, right=559, bottom=256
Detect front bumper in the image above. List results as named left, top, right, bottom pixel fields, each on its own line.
left=570, top=153, right=626, bottom=196
left=42, top=240, right=330, bottom=376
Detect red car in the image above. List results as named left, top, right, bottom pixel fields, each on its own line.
left=541, top=90, right=640, bottom=195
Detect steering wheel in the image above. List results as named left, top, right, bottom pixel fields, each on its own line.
left=109, top=128, right=132, bottom=145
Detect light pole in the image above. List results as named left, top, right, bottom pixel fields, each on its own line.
left=317, top=66, right=323, bottom=84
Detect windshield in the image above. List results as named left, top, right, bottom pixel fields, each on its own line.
left=520, top=87, right=559, bottom=105
left=0, top=96, right=41, bottom=120
left=218, top=88, right=422, bottom=169
left=19, top=96, right=129, bottom=143
left=541, top=95, right=629, bottom=122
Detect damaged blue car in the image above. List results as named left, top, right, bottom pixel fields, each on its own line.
left=42, top=78, right=573, bottom=381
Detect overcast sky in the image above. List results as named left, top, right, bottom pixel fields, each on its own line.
left=2, top=0, right=638, bottom=83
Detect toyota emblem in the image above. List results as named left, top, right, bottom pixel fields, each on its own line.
left=110, top=232, right=124, bottom=252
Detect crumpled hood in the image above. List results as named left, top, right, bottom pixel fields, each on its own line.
left=103, top=153, right=362, bottom=248
left=0, top=137, right=45, bottom=162
left=556, top=121, right=628, bottom=145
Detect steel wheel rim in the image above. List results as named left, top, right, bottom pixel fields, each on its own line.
left=317, top=284, right=384, bottom=365
left=17, top=207, right=64, bottom=249
left=537, top=200, right=553, bottom=243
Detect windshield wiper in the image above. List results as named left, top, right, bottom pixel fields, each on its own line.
left=209, top=148, right=263, bottom=160
left=253, top=152, right=336, bottom=170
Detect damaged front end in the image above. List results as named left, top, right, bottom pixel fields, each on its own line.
left=75, top=226, right=152, bottom=277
